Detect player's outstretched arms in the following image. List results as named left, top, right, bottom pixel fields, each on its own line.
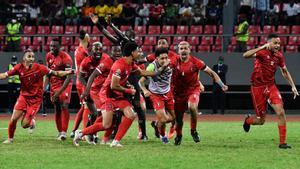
left=0, top=73, right=8, bottom=80
left=243, top=43, right=270, bottom=58
left=203, top=66, right=228, bottom=91
left=280, top=67, right=299, bottom=99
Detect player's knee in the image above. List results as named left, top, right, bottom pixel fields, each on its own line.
left=103, top=121, right=112, bottom=129
left=189, top=106, right=198, bottom=114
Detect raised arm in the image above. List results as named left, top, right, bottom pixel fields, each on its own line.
left=203, top=66, right=228, bottom=91
left=280, top=67, right=299, bottom=99
left=0, top=73, right=8, bottom=80
left=243, top=43, right=269, bottom=58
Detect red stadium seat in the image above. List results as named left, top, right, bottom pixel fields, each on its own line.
left=285, top=45, right=298, bottom=53
left=135, top=36, right=143, bottom=45
left=46, top=37, right=58, bottom=45
left=43, top=45, right=50, bottom=52
left=61, top=45, right=69, bottom=52
left=134, top=26, right=146, bottom=34
left=218, top=25, right=223, bottom=34
left=201, top=37, right=213, bottom=45
left=247, top=37, right=257, bottom=46
left=148, top=25, right=161, bottom=34
left=211, top=45, right=222, bottom=52
left=69, top=45, right=76, bottom=52
left=280, top=36, right=287, bottom=45
left=120, top=25, right=132, bottom=32
left=247, top=45, right=255, bottom=50
left=74, top=38, right=79, bottom=45
left=176, top=26, right=189, bottom=34
left=248, top=25, right=260, bottom=35
left=162, top=25, right=174, bottom=34
left=28, top=45, right=42, bottom=52
left=32, top=37, right=45, bottom=45
left=230, top=36, right=237, bottom=45
left=198, top=45, right=210, bottom=52
left=204, top=25, right=217, bottom=34
left=227, top=45, right=236, bottom=53
left=173, top=36, right=186, bottom=45
left=24, top=26, right=36, bottom=34
left=0, top=25, right=5, bottom=34
left=21, top=37, right=32, bottom=45
left=190, top=25, right=202, bottom=34
left=79, top=26, right=92, bottom=34
left=288, top=36, right=298, bottom=45
left=102, top=37, right=112, bottom=46
left=51, top=26, right=64, bottom=34
left=291, top=26, right=300, bottom=34
left=263, top=25, right=274, bottom=34
left=276, top=25, right=290, bottom=34
left=187, top=36, right=199, bottom=45
left=141, top=45, right=153, bottom=53
left=169, top=45, right=177, bottom=51
left=190, top=45, right=197, bottom=52
left=92, top=26, right=102, bottom=34
left=89, top=36, right=101, bottom=44
left=215, top=36, right=222, bottom=45
left=65, top=25, right=77, bottom=34
left=259, top=36, right=268, bottom=45
left=61, top=37, right=73, bottom=45
left=144, top=36, right=157, bottom=45
left=37, top=26, right=50, bottom=34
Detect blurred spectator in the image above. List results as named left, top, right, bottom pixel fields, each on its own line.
left=206, top=0, right=221, bottom=25
left=149, top=0, right=165, bottom=25
left=64, top=2, right=79, bottom=25
left=95, top=0, right=109, bottom=24
left=0, top=0, right=12, bottom=24
left=5, top=18, right=22, bottom=52
left=52, top=1, right=65, bottom=25
left=234, top=14, right=249, bottom=52
left=178, top=0, right=193, bottom=25
left=283, top=0, right=299, bottom=25
left=26, top=0, right=40, bottom=25
left=252, top=0, right=269, bottom=31
left=11, top=1, right=28, bottom=24
left=268, top=1, right=280, bottom=26
left=122, top=0, right=135, bottom=26
left=239, top=0, right=252, bottom=22
left=192, top=0, right=206, bottom=25
left=110, top=0, right=123, bottom=25
left=135, top=0, right=149, bottom=25
left=81, top=1, right=95, bottom=25
left=7, top=55, right=20, bottom=114
left=38, top=0, right=54, bottom=25
left=74, top=0, right=86, bottom=8
left=163, top=0, right=178, bottom=25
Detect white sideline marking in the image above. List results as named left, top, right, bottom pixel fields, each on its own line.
left=0, top=128, right=8, bottom=130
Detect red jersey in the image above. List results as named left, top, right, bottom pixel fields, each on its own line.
left=91, top=55, right=114, bottom=91
left=101, top=57, right=139, bottom=99
left=146, top=50, right=179, bottom=69
left=174, top=56, right=206, bottom=94
left=74, top=45, right=89, bottom=76
left=6, top=63, right=50, bottom=98
left=251, top=49, right=285, bottom=87
left=46, top=51, right=73, bottom=89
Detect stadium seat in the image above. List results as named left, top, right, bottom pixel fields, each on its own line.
left=43, top=45, right=50, bottom=52
left=102, top=37, right=112, bottom=46
left=291, top=26, right=300, bottom=34
left=187, top=36, right=199, bottom=45
left=79, top=26, right=92, bottom=34
left=141, top=45, right=153, bottom=53
left=247, top=36, right=257, bottom=46
left=218, top=25, right=223, bottom=34
left=263, top=25, right=274, bottom=34
left=148, top=25, right=161, bottom=34
left=230, top=36, right=237, bottom=45
left=288, top=36, right=298, bottom=45
left=169, top=45, right=177, bottom=51
left=173, top=36, right=186, bottom=45
left=198, top=45, right=210, bottom=52
left=46, top=37, right=58, bottom=45
left=259, top=36, right=268, bottom=45
left=24, top=26, right=36, bottom=34
left=28, top=45, right=41, bottom=52
left=135, top=36, right=143, bottom=45
left=276, top=25, right=290, bottom=34
left=0, top=25, right=5, bottom=34
left=201, top=37, right=213, bottom=45
left=144, top=36, right=157, bottom=45
left=92, top=26, right=102, bottom=34
left=285, top=45, right=298, bottom=53
left=227, top=45, right=236, bottom=53
left=215, top=36, right=222, bottom=45
left=204, top=25, right=217, bottom=34
left=120, top=25, right=132, bottom=32
left=280, top=37, right=287, bottom=45
left=69, top=45, right=76, bottom=52
left=248, top=25, right=260, bottom=35
left=74, top=38, right=79, bottom=45
left=176, top=26, right=189, bottom=34
left=211, top=45, right=222, bottom=52
left=190, top=45, right=197, bottom=52
left=21, top=37, right=32, bottom=45
left=247, top=45, right=255, bottom=50
left=65, top=25, right=77, bottom=34
left=89, top=36, right=101, bottom=44
left=61, top=37, right=73, bottom=46
left=134, top=26, right=146, bottom=34
left=37, top=26, right=50, bottom=34
left=32, top=37, right=45, bottom=45
left=61, top=45, right=69, bottom=52
left=51, top=26, right=64, bottom=34
left=162, top=25, right=174, bottom=34
left=190, top=25, right=202, bottom=34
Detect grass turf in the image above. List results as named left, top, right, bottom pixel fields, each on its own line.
left=0, top=120, right=300, bottom=169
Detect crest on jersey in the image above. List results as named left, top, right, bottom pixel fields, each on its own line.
left=267, top=55, right=270, bottom=59
left=114, top=69, right=121, bottom=77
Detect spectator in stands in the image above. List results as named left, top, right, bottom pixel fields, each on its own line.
left=122, top=0, right=135, bottom=26
left=11, top=1, right=28, bottom=24
left=52, top=2, right=64, bottom=25
left=234, top=14, right=249, bottom=52
left=0, top=0, right=12, bottom=24
left=192, top=0, right=206, bottom=25
left=149, top=0, right=165, bottom=25
left=38, top=0, right=54, bottom=25
left=178, top=0, right=193, bottom=25
left=212, top=56, right=227, bottom=115
left=26, top=0, right=40, bottom=26
left=110, top=0, right=123, bottom=25
left=283, top=0, right=299, bottom=25
left=7, top=55, right=20, bottom=114
left=74, top=0, right=86, bottom=9
left=206, top=0, right=221, bottom=25
left=135, top=0, right=149, bottom=25
left=5, top=18, right=22, bottom=52
left=239, top=0, right=252, bottom=23
left=64, top=2, right=79, bottom=25
left=268, top=1, right=280, bottom=27
left=95, top=0, right=110, bottom=25
left=81, top=1, right=95, bottom=25
left=252, top=0, right=269, bottom=31
left=163, top=0, right=178, bottom=25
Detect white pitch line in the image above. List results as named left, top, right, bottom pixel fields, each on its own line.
left=0, top=128, right=8, bottom=130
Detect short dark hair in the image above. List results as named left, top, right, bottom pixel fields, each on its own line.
left=158, top=37, right=169, bottom=43
left=79, top=30, right=86, bottom=40
left=155, top=47, right=168, bottom=57
left=123, top=41, right=139, bottom=56
left=267, top=34, right=279, bottom=40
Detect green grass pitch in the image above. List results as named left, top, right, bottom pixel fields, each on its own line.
left=0, top=120, right=300, bottom=169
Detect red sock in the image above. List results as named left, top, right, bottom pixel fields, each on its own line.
left=114, top=116, right=134, bottom=141
left=246, top=117, right=254, bottom=125
left=82, top=108, right=90, bottom=129
left=82, top=122, right=105, bottom=135
left=8, top=120, right=17, bottom=139
left=61, top=108, right=70, bottom=132
left=158, top=125, right=166, bottom=137
left=103, top=128, right=114, bottom=139
left=278, top=125, right=286, bottom=144
left=72, top=106, right=84, bottom=131
left=55, top=111, right=62, bottom=132
left=190, top=117, right=197, bottom=131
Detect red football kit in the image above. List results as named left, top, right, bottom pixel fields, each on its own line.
left=75, top=45, right=89, bottom=101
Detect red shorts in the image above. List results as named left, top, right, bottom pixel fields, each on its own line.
left=90, top=88, right=102, bottom=109
left=104, top=98, right=132, bottom=112
left=251, top=84, right=283, bottom=117
left=50, top=83, right=72, bottom=104
left=149, top=91, right=174, bottom=111
left=76, top=80, right=85, bottom=103
left=14, top=95, right=42, bottom=120
left=175, top=90, right=200, bottom=113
